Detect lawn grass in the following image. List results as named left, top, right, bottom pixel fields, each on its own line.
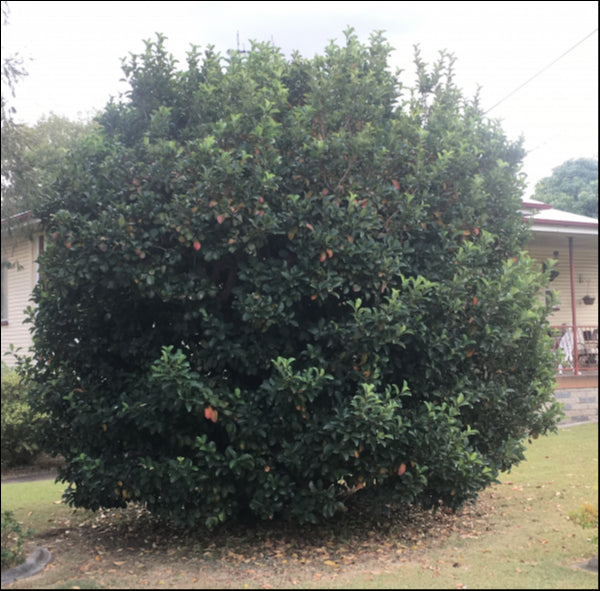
left=1, top=422, right=597, bottom=589
left=345, top=422, right=599, bottom=590
left=1, top=480, right=76, bottom=534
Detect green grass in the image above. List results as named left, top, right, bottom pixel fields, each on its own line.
left=1, top=479, right=77, bottom=534
left=1, top=423, right=597, bottom=589
left=344, top=422, right=599, bottom=589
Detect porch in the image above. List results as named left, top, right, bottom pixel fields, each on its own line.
left=551, top=324, right=599, bottom=376
left=550, top=323, right=598, bottom=425
left=522, top=202, right=598, bottom=426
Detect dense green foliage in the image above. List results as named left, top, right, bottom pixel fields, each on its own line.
left=21, top=31, right=562, bottom=528
left=1, top=364, right=45, bottom=468
left=532, top=157, right=598, bottom=219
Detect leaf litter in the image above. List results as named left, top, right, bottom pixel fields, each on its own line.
left=22, top=487, right=504, bottom=588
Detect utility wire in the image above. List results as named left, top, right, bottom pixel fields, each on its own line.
left=485, top=27, right=598, bottom=114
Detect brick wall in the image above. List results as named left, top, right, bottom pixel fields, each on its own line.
left=555, top=387, right=598, bottom=424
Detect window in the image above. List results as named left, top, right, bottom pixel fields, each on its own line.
left=1, top=261, right=7, bottom=325
left=35, top=235, right=44, bottom=283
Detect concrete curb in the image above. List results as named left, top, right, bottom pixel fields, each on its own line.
left=1, top=546, right=52, bottom=586
left=1, top=470, right=58, bottom=485
left=557, top=419, right=598, bottom=429
left=575, top=555, right=598, bottom=573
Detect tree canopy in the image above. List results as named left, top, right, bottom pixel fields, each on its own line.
left=1, top=0, right=28, bottom=218
left=532, top=157, right=598, bottom=219
left=21, top=31, right=562, bottom=529
left=1, top=2, right=95, bottom=219
left=1, top=114, right=97, bottom=218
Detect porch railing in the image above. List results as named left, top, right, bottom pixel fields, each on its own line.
left=550, top=324, right=598, bottom=375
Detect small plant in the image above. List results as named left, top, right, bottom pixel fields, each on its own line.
left=1, top=364, right=47, bottom=468
left=1, top=510, right=34, bottom=570
left=569, top=502, right=598, bottom=545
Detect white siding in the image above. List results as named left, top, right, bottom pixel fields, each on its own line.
left=1, top=229, right=42, bottom=366
left=526, top=232, right=598, bottom=327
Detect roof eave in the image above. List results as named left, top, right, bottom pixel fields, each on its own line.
left=530, top=222, right=598, bottom=236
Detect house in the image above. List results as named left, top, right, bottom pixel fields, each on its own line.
left=522, top=198, right=598, bottom=424
left=1, top=202, right=598, bottom=423
left=1, top=212, right=44, bottom=367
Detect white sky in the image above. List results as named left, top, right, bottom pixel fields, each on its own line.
left=1, top=0, right=598, bottom=194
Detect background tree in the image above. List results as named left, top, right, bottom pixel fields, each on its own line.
left=1, top=114, right=97, bottom=218
left=1, top=2, right=95, bottom=219
left=21, top=31, right=562, bottom=529
left=532, top=157, right=598, bottom=219
left=1, top=0, right=28, bottom=218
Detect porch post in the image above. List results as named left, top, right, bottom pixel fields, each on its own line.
left=568, top=236, right=579, bottom=371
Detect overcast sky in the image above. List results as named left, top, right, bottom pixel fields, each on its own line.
left=1, top=1, right=598, bottom=194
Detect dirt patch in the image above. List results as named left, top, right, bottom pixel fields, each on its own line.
left=2, top=457, right=502, bottom=588
left=4, top=491, right=497, bottom=589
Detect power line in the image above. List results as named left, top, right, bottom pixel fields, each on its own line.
left=485, top=27, right=598, bottom=115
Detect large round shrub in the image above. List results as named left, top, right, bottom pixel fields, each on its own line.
left=23, top=31, right=562, bottom=528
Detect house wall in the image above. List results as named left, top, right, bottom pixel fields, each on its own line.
left=527, top=230, right=598, bottom=425
left=526, top=232, right=598, bottom=327
left=1, top=228, right=43, bottom=367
